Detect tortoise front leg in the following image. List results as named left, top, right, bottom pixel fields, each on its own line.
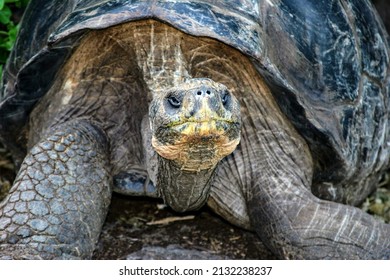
left=249, top=179, right=390, bottom=259
left=241, top=114, right=390, bottom=259
left=0, top=119, right=112, bottom=259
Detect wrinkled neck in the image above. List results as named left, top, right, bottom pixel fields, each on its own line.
left=157, top=156, right=216, bottom=212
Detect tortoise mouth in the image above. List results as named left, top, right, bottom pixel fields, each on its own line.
left=167, top=117, right=237, bottom=127
left=167, top=118, right=238, bottom=139
left=152, top=119, right=240, bottom=172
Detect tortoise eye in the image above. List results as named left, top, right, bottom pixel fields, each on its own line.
left=222, top=90, right=230, bottom=106
left=167, top=95, right=181, bottom=108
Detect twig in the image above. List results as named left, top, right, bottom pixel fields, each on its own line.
left=146, top=215, right=195, bottom=225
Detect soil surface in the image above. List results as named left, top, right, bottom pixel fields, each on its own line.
left=93, top=194, right=275, bottom=259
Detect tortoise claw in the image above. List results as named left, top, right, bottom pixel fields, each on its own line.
left=113, top=171, right=158, bottom=198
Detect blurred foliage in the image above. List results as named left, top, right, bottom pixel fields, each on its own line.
left=361, top=182, right=390, bottom=223
left=0, top=0, right=29, bottom=78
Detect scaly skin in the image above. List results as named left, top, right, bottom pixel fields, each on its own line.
left=0, top=120, right=111, bottom=259
left=233, top=87, right=390, bottom=259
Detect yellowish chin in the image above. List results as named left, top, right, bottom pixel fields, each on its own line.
left=152, top=121, right=240, bottom=171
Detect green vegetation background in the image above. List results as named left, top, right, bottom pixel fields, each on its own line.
left=0, top=0, right=29, bottom=78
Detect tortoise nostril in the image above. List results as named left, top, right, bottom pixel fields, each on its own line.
left=196, top=89, right=212, bottom=96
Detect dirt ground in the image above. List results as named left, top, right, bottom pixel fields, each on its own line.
left=93, top=194, right=275, bottom=259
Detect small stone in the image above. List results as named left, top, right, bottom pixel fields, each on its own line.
left=62, top=214, right=80, bottom=225
left=28, top=242, right=39, bottom=248
left=0, top=233, right=6, bottom=242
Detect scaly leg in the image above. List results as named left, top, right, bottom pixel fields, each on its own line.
left=0, top=119, right=112, bottom=259
left=240, top=97, right=390, bottom=259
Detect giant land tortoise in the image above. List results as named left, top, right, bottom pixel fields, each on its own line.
left=0, top=0, right=390, bottom=259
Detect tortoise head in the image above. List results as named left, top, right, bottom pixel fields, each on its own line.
left=149, top=78, right=241, bottom=211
